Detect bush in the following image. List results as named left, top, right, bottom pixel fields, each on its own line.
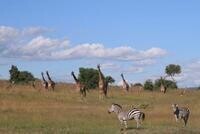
left=144, top=79, right=154, bottom=91
left=154, top=78, right=177, bottom=90
left=9, top=65, right=35, bottom=84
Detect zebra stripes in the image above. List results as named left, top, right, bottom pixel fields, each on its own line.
left=171, top=104, right=190, bottom=126
left=108, top=103, right=145, bottom=130
left=127, top=108, right=141, bottom=119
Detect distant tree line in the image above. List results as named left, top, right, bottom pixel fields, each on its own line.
left=143, top=64, right=181, bottom=91
left=143, top=78, right=177, bottom=91
left=8, top=64, right=182, bottom=91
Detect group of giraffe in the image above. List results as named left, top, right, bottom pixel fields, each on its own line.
left=41, top=65, right=167, bottom=97
left=41, top=71, right=55, bottom=91
left=71, top=64, right=130, bottom=99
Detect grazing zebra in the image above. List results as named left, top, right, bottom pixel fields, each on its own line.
left=108, top=103, right=145, bottom=130
left=171, top=104, right=190, bottom=126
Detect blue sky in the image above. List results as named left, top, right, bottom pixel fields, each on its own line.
left=0, top=0, right=200, bottom=87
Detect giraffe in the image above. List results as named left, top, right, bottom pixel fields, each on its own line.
left=71, top=71, right=87, bottom=98
left=180, top=90, right=186, bottom=96
left=5, top=80, right=15, bottom=90
left=41, top=72, right=48, bottom=90
left=121, top=73, right=129, bottom=92
left=97, top=64, right=107, bottom=99
left=46, top=71, right=55, bottom=91
left=160, top=77, right=167, bottom=93
left=104, top=77, right=112, bottom=96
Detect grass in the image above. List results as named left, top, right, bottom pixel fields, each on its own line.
left=0, top=82, right=200, bottom=134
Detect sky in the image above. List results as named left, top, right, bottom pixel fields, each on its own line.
left=0, top=0, right=200, bottom=87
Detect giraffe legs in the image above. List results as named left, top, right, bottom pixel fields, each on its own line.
left=99, top=90, right=104, bottom=100
left=80, top=88, right=86, bottom=99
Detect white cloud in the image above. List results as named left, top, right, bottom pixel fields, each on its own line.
left=22, top=27, right=50, bottom=36
left=101, top=63, right=120, bottom=70
left=0, top=26, right=19, bottom=44
left=33, top=43, right=166, bottom=61
left=122, top=66, right=144, bottom=73
left=143, top=48, right=167, bottom=58
left=0, top=25, right=167, bottom=62
left=16, top=36, right=70, bottom=60
left=117, top=80, right=130, bottom=86
left=134, top=59, right=156, bottom=66
left=0, top=26, right=49, bottom=44
left=173, top=60, right=200, bottom=87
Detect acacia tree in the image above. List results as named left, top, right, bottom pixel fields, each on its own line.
left=78, top=67, right=115, bottom=89
left=9, top=65, right=20, bottom=83
left=79, top=67, right=99, bottom=89
left=9, top=65, right=35, bottom=84
left=105, top=76, right=115, bottom=84
left=165, top=64, right=181, bottom=82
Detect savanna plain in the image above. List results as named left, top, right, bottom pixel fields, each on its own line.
left=0, top=81, right=199, bottom=134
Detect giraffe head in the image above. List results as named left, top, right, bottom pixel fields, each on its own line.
left=97, top=64, right=100, bottom=69
left=41, top=72, right=44, bottom=75
left=121, top=73, right=123, bottom=77
left=71, top=71, right=74, bottom=76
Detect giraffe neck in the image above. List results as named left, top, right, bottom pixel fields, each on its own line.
left=98, top=68, right=104, bottom=81
left=46, top=72, right=52, bottom=81
left=72, top=73, right=79, bottom=83
left=41, top=73, right=46, bottom=82
left=121, top=74, right=126, bottom=83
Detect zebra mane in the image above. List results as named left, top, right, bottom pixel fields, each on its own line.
left=112, top=103, right=122, bottom=109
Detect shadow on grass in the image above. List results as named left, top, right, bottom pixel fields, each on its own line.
left=120, top=127, right=147, bottom=134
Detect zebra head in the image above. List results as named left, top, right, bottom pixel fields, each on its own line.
left=172, top=104, right=178, bottom=112
left=108, top=103, right=122, bottom=114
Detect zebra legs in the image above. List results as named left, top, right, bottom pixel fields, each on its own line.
left=136, top=119, right=140, bottom=128
left=120, top=120, right=128, bottom=131
left=183, top=115, right=189, bottom=126
left=120, top=120, right=124, bottom=131
left=123, top=120, right=128, bottom=129
left=174, top=115, right=179, bottom=122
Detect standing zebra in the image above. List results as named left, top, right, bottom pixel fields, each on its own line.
left=108, top=103, right=145, bottom=130
left=171, top=104, right=190, bottom=126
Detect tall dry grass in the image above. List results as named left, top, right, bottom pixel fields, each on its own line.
left=0, top=81, right=199, bottom=134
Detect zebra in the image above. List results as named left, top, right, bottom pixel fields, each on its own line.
left=108, top=103, right=145, bottom=130
left=171, top=104, right=190, bottom=126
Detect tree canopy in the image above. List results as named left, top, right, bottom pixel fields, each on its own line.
left=9, top=65, right=35, bottom=84
left=105, top=76, right=115, bottom=84
left=78, top=67, right=115, bottom=89
left=165, top=64, right=181, bottom=81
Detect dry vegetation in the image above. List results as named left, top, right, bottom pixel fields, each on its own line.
left=0, top=80, right=200, bottom=134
